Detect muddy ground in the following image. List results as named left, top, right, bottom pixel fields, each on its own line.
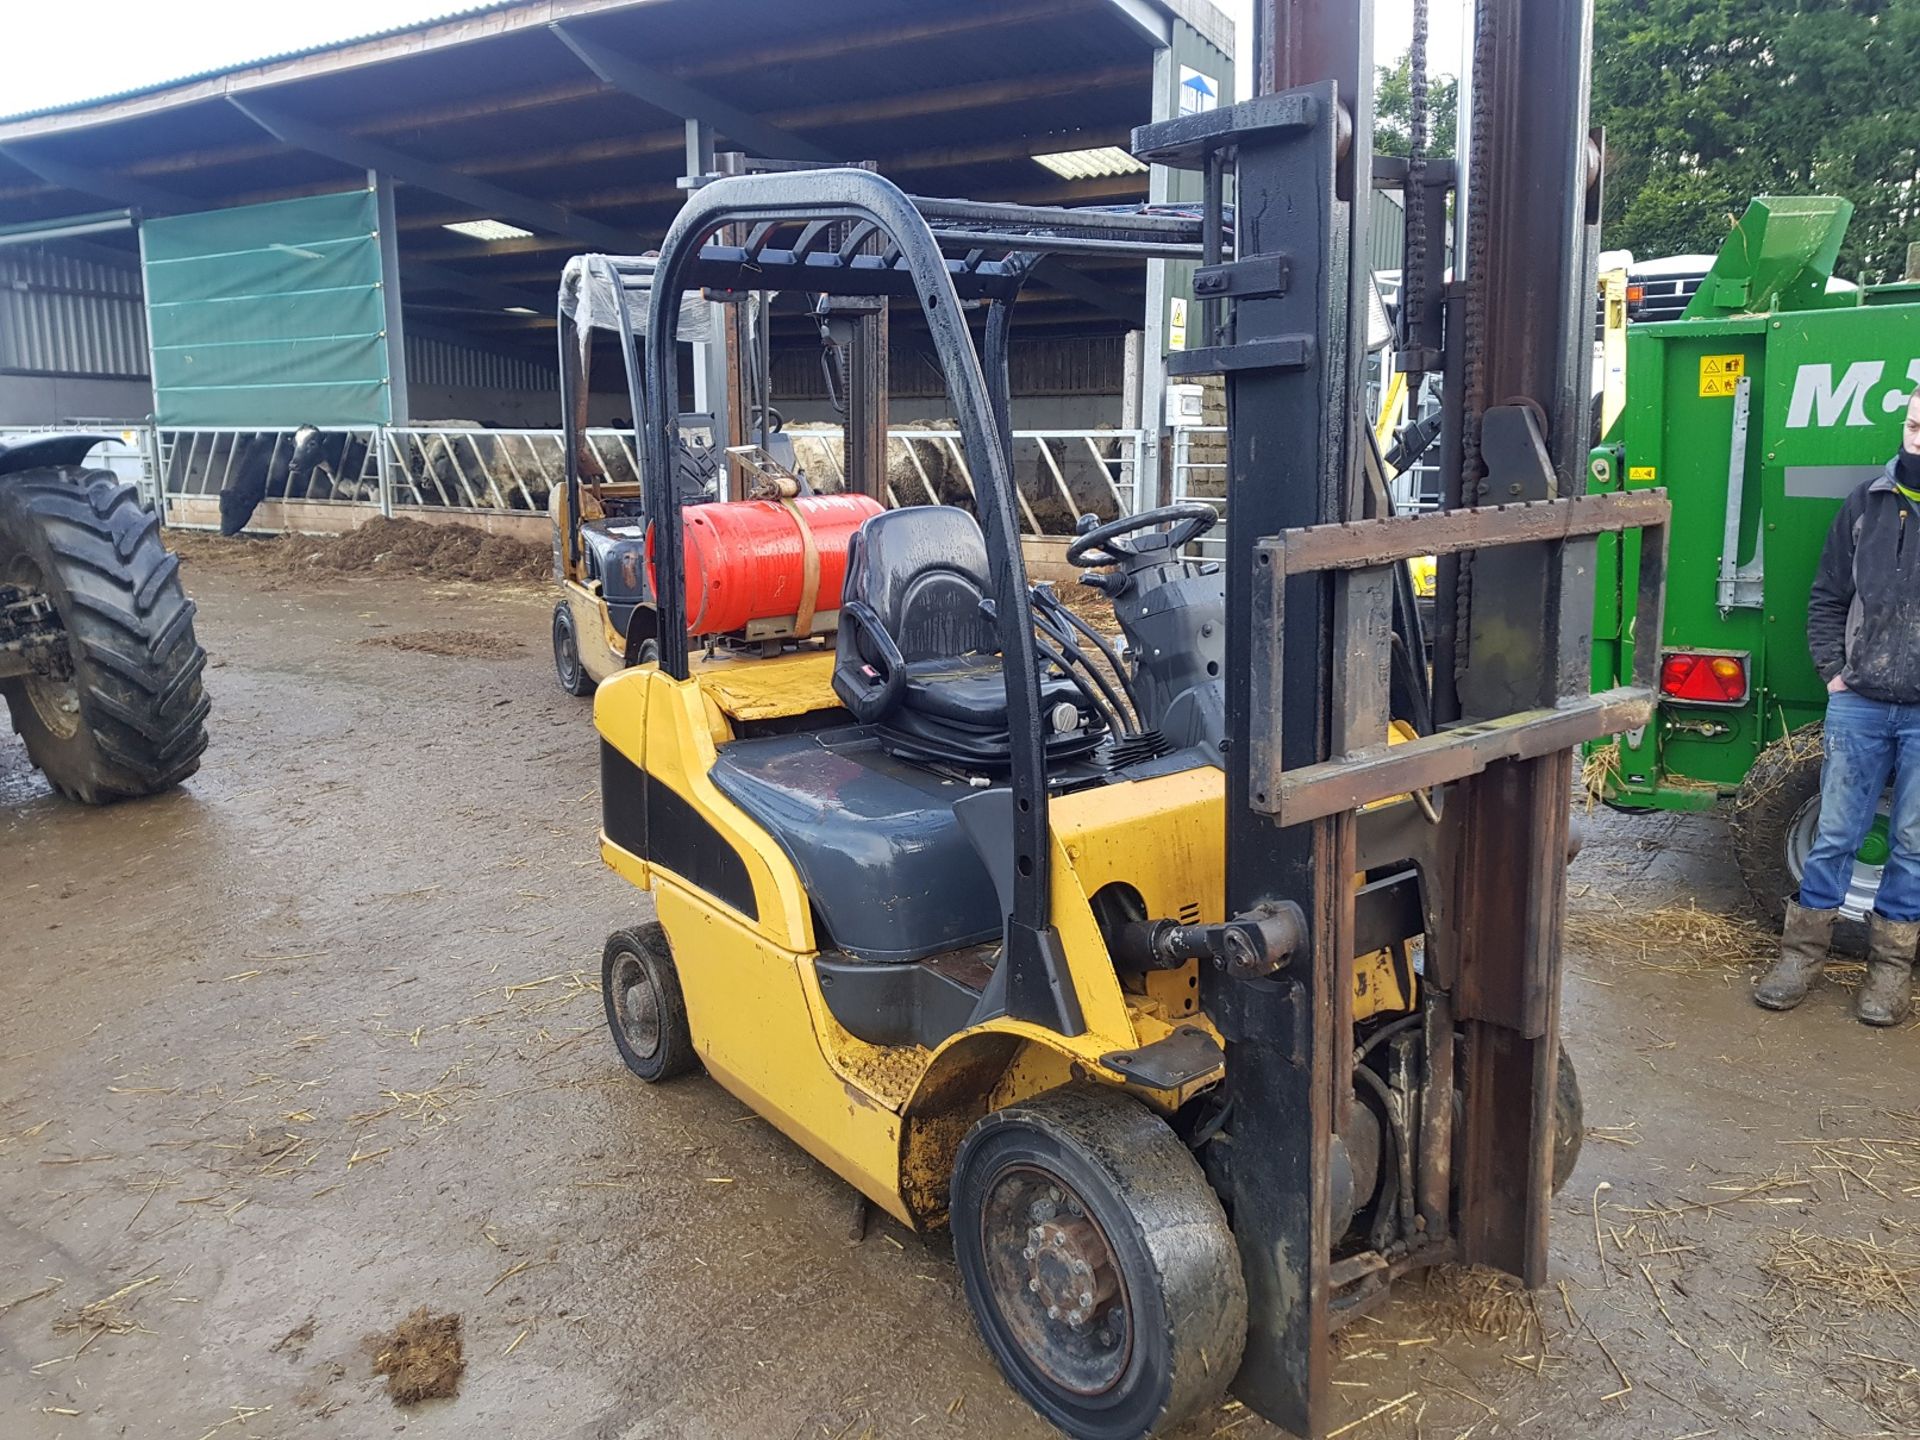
left=2, top=551, right=1916, bottom=1440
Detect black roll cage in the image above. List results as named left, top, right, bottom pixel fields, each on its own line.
left=639, top=168, right=1209, bottom=1032
left=556, top=252, right=679, bottom=579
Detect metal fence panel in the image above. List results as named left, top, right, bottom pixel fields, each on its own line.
left=156, top=426, right=381, bottom=529
left=787, top=426, right=1142, bottom=533
left=143, top=423, right=1147, bottom=536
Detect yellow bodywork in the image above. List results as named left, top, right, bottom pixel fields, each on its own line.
left=563, top=578, right=629, bottom=687
left=1406, top=554, right=1437, bottom=601
left=1597, top=266, right=1629, bottom=440
left=597, top=657, right=1418, bottom=1228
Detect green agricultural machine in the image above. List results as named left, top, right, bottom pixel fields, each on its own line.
left=1590, top=196, right=1920, bottom=923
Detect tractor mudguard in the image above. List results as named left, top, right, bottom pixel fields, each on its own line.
left=0, top=435, right=112, bottom=478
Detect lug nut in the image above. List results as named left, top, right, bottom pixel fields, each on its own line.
left=1046, top=1305, right=1060, bottom=1320
left=1028, top=1278, right=1040, bottom=1292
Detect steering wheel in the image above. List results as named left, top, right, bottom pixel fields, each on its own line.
left=1065, top=501, right=1219, bottom=568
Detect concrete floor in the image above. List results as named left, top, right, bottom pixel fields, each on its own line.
left=2, top=560, right=1915, bottom=1440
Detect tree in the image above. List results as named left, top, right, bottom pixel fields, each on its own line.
left=1375, top=50, right=1459, bottom=160
left=1591, top=0, right=1920, bottom=283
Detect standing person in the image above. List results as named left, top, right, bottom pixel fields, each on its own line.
left=1756, top=391, right=1920, bottom=1025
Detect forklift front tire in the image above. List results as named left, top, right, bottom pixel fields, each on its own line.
left=552, top=601, right=593, bottom=697
left=951, top=1087, right=1245, bottom=1440
left=602, top=925, right=697, bottom=1082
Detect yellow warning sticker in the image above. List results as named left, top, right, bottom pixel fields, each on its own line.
left=1628, top=465, right=1657, bottom=481
left=1699, top=353, right=1745, bottom=397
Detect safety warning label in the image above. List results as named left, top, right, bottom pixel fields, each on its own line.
left=1699, top=353, right=1745, bottom=398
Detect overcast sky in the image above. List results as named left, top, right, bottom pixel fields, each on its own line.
left=5, top=0, right=1467, bottom=119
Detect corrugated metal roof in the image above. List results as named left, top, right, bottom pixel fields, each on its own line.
left=0, top=0, right=1226, bottom=128
left=0, top=2, right=519, bottom=126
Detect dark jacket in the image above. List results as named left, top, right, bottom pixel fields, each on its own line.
left=1808, top=458, right=1920, bottom=703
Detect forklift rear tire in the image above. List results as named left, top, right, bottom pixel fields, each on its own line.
left=602, top=925, right=697, bottom=1082
left=950, top=1087, right=1245, bottom=1440
left=552, top=601, right=593, bottom=697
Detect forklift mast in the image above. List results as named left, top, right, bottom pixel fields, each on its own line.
left=1130, top=0, right=1668, bottom=1430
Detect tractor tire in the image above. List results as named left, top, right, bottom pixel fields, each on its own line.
left=0, top=469, right=209, bottom=803
left=1732, top=722, right=1882, bottom=935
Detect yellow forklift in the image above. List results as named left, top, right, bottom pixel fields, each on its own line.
left=548, top=251, right=883, bottom=693
left=591, top=4, right=1669, bottom=1433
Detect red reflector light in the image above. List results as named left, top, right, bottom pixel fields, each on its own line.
left=1660, top=652, right=1748, bottom=705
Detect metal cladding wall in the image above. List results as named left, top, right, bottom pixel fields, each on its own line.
left=140, top=189, right=393, bottom=426
left=0, top=246, right=147, bottom=380
left=773, top=335, right=1126, bottom=401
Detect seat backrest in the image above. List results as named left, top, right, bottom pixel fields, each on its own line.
left=842, top=507, right=996, bottom=662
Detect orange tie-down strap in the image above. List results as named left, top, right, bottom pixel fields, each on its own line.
left=779, top=498, right=823, bottom=638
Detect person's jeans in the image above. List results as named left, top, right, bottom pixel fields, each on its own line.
left=1798, top=688, right=1920, bottom=920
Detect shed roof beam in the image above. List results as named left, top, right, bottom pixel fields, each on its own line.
left=402, top=260, right=554, bottom=317
left=471, top=66, right=1146, bottom=180
left=405, top=171, right=1152, bottom=263
left=1030, top=258, right=1146, bottom=325
left=549, top=23, right=834, bottom=163
left=226, top=96, right=635, bottom=252
left=1103, top=0, right=1172, bottom=46
left=0, top=142, right=189, bottom=213
left=432, top=121, right=1136, bottom=200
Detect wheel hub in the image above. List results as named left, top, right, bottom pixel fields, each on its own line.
left=980, top=1166, right=1133, bottom=1396
left=2, top=564, right=80, bottom=740
left=1024, top=1216, right=1118, bottom=1329
left=1786, top=793, right=1890, bottom=920
left=612, top=959, right=661, bottom=1058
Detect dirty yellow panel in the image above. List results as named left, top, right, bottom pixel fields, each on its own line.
left=653, top=884, right=912, bottom=1225
left=630, top=668, right=815, bottom=950
left=1352, top=944, right=1417, bottom=1022
left=1050, top=766, right=1225, bottom=924
left=692, top=648, right=839, bottom=720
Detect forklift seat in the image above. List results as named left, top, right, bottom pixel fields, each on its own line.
left=830, top=507, right=1101, bottom=769
left=708, top=726, right=1002, bottom=963
left=581, top=520, right=649, bottom=637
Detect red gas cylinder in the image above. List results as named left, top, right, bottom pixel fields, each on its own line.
left=669, top=493, right=884, bottom=636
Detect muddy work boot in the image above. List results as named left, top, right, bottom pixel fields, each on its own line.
left=1754, top=901, right=1838, bottom=1011
left=1856, top=913, right=1918, bottom=1027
